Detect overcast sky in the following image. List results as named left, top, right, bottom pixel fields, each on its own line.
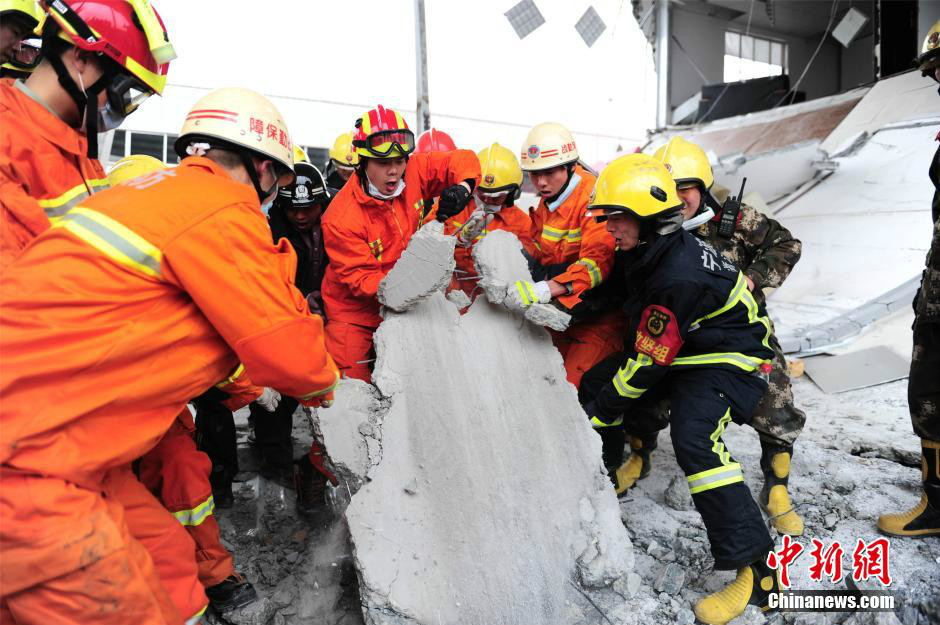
left=129, top=0, right=657, bottom=164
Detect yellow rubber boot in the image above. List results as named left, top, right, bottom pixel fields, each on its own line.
left=612, top=433, right=657, bottom=496
left=694, top=560, right=779, bottom=625
left=877, top=440, right=940, bottom=537
left=758, top=442, right=804, bottom=535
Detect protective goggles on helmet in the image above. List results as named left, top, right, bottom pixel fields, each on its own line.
left=359, top=129, right=416, bottom=158
left=106, top=72, right=154, bottom=117
left=7, top=39, right=41, bottom=70
left=475, top=188, right=511, bottom=205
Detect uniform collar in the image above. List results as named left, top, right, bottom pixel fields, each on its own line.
left=546, top=171, right=581, bottom=212
left=3, top=79, right=86, bottom=157
left=14, top=79, right=61, bottom=120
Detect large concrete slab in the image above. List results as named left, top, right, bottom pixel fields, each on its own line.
left=378, top=221, right=456, bottom=313
left=343, top=291, right=631, bottom=624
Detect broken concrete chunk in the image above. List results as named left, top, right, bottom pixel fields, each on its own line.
left=664, top=475, right=693, bottom=511
left=445, top=289, right=471, bottom=309
left=346, top=292, right=631, bottom=624
left=653, top=563, right=686, bottom=595
left=472, top=229, right=571, bottom=331
left=378, top=221, right=456, bottom=313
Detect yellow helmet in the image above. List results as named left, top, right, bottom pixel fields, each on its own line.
left=653, top=136, right=714, bottom=191
left=0, top=0, right=43, bottom=31
left=588, top=154, right=682, bottom=224
left=329, top=131, right=359, bottom=168
left=293, top=144, right=309, bottom=164
left=174, top=87, right=295, bottom=188
left=477, top=142, right=523, bottom=193
left=107, top=154, right=166, bottom=186
left=520, top=122, right=578, bottom=171
left=918, top=19, right=940, bottom=75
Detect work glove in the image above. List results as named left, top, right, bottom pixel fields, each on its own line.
left=436, top=184, right=472, bottom=222
left=255, top=387, right=281, bottom=412
left=300, top=391, right=334, bottom=409
left=456, top=210, right=487, bottom=246
left=306, top=291, right=325, bottom=318
left=583, top=400, right=623, bottom=429
left=508, top=280, right=552, bottom=309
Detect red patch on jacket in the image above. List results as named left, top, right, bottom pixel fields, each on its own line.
left=635, top=305, right=683, bottom=366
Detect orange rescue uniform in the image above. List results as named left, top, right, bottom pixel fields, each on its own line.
left=445, top=199, right=536, bottom=301
left=0, top=79, right=109, bottom=271
left=529, top=164, right=621, bottom=387
left=0, top=157, right=339, bottom=624
left=322, top=150, right=481, bottom=380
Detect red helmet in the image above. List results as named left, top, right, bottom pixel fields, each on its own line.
left=352, top=105, right=415, bottom=159
left=41, top=0, right=174, bottom=97
left=416, top=128, right=457, bottom=153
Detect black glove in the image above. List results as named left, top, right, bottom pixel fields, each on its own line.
left=583, top=400, right=623, bottom=428
left=436, top=184, right=471, bottom=222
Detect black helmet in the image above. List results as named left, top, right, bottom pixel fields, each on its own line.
left=277, top=162, right=329, bottom=208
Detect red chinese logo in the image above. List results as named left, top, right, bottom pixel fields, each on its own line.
left=808, top=538, right=844, bottom=584
left=249, top=117, right=264, bottom=136
left=766, top=535, right=804, bottom=589
left=851, top=538, right=891, bottom=586
left=266, top=123, right=278, bottom=140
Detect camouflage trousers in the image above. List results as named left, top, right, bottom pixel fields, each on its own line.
left=910, top=321, right=940, bottom=442
left=625, top=333, right=806, bottom=448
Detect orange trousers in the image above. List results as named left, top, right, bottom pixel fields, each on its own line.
left=139, top=411, right=234, bottom=588
left=551, top=311, right=625, bottom=389
left=325, top=320, right=375, bottom=382
left=0, top=466, right=202, bottom=625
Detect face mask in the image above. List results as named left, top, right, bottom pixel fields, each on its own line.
left=477, top=200, right=502, bottom=214
left=96, top=99, right=127, bottom=132
left=682, top=207, right=715, bottom=230
left=366, top=174, right=405, bottom=200
left=260, top=199, right=274, bottom=216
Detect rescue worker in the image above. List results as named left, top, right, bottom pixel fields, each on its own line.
left=511, top=121, right=621, bottom=388
left=610, top=136, right=806, bottom=535
left=252, top=161, right=338, bottom=513
left=877, top=19, right=940, bottom=538
left=445, top=142, right=536, bottom=301
left=580, top=154, right=781, bottom=625
left=0, top=0, right=174, bottom=270
left=0, top=0, right=43, bottom=80
left=321, top=104, right=480, bottom=381
left=416, top=127, right=457, bottom=153
left=0, top=0, right=41, bottom=65
left=323, top=130, right=358, bottom=194
left=0, top=86, right=339, bottom=624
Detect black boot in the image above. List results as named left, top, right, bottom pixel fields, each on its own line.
left=878, top=439, right=940, bottom=537
left=294, top=456, right=327, bottom=514
left=206, top=573, right=257, bottom=613
left=758, top=441, right=804, bottom=535
left=209, top=465, right=234, bottom=510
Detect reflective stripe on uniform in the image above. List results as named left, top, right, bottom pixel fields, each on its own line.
left=688, top=271, right=773, bottom=357
left=216, top=363, right=246, bottom=389
left=576, top=257, right=602, bottom=287
left=172, top=495, right=215, bottom=527
left=516, top=280, right=538, bottom=306
left=298, top=370, right=340, bottom=401
left=612, top=353, right=651, bottom=399
left=184, top=605, right=209, bottom=625
left=670, top=351, right=768, bottom=372
left=687, top=462, right=744, bottom=494
left=39, top=178, right=110, bottom=221
left=709, top=407, right=733, bottom=464
left=540, top=224, right=582, bottom=244
left=591, top=415, right=623, bottom=429
left=54, top=206, right=163, bottom=279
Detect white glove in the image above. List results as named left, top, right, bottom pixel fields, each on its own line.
left=255, top=387, right=281, bottom=412
left=456, top=211, right=487, bottom=247
left=508, top=280, right=552, bottom=309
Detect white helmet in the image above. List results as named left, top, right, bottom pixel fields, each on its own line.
left=175, top=87, right=296, bottom=197
left=520, top=122, right=579, bottom=171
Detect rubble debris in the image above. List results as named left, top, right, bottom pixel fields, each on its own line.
left=445, top=288, right=471, bottom=309
left=377, top=221, right=456, bottom=313
left=664, top=476, right=693, bottom=512
left=340, top=292, right=631, bottom=624
left=653, top=563, right=685, bottom=595
left=472, top=229, right=571, bottom=332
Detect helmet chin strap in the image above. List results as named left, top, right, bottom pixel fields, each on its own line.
left=47, top=46, right=109, bottom=158
left=239, top=153, right=277, bottom=203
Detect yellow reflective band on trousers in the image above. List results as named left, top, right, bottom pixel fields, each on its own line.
left=298, top=370, right=340, bottom=401
left=541, top=225, right=581, bottom=243
left=39, top=178, right=110, bottom=221
left=216, top=363, right=246, bottom=389
left=576, top=257, right=602, bottom=287
left=172, top=495, right=215, bottom=527
left=591, top=415, right=623, bottom=429
left=710, top=408, right=733, bottom=464
left=54, top=206, right=163, bottom=279
left=687, top=462, right=744, bottom=494
left=612, top=353, right=651, bottom=399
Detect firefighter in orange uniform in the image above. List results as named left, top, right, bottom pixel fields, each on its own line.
left=446, top=141, right=535, bottom=301
left=0, top=0, right=174, bottom=270
left=321, top=104, right=481, bottom=381
left=511, top=122, right=621, bottom=388
left=0, top=86, right=339, bottom=624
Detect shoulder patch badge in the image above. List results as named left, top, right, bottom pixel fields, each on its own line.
left=635, top=305, right=683, bottom=366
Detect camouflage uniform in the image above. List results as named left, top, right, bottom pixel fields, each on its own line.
left=910, top=144, right=940, bottom=441
left=689, top=203, right=805, bottom=446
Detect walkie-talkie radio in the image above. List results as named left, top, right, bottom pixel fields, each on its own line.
left=718, top=177, right=746, bottom=239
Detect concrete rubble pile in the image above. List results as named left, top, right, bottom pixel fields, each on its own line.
left=315, top=224, right=633, bottom=624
